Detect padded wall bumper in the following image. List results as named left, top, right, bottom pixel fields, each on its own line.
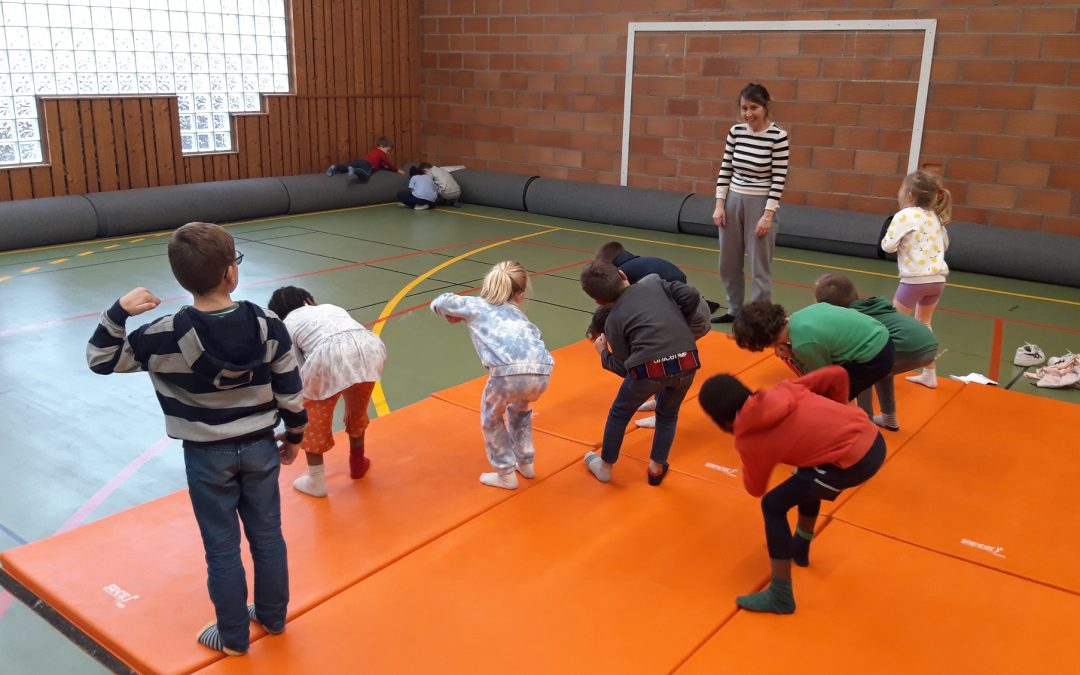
left=946, top=222, right=1080, bottom=288
left=0, top=195, right=99, bottom=251
left=454, top=169, right=536, bottom=211
left=86, top=178, right=290, bottom=237
left=526, top=178, right=690, bottom=233
left=279, top=171, right=406, bottom=214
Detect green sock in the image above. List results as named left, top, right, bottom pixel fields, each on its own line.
left=792, top=527, right=814, bottom=567
left=736, top=577, right=796, bottom=614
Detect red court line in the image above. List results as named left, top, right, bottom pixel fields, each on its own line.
left=0, top=236, right=503, bottom=338
left=989, top=318, right=1004, bottom=382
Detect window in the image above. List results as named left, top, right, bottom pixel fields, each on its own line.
left=0, top=0, right=290, bottom=165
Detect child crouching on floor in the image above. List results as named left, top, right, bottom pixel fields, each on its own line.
left=698, top=366, right=885, bottom=615
left=431, top=262, right=554, bottom=490
left=268, top=286, right=387, bottom=497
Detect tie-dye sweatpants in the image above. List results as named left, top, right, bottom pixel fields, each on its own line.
left=480, top=373, right=550, bottom=475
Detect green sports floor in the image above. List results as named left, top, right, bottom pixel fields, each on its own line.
left=0, top=203, right=1077, bottom=673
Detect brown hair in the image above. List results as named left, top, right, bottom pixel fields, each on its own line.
left=376, top=136, right=394, bottom=150
left=814, top=273, right=859, bottom=308
left=595, top=241, right=626, bottom=264
left=739, top=82, right=772, bottom=118
left=580, top=260, right=625, bottom=304
left=480, top=261, right=528, bottom=305
left=168, top=222, right=235, bottom=295
left=731, top=300, right=788, bottom=352
left=902, top=170, right=952, bottom=225
left=586, top=304, right=613, bottom=340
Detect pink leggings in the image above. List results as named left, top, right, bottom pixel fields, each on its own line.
left=894, top=281, right=944, bottom=309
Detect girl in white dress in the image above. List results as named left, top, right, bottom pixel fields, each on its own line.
left=269, top=286, right=387, bottom=497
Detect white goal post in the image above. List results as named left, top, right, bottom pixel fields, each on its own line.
left=620, top=20, right=938, bottom=186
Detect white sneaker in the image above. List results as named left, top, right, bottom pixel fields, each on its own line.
left=637, top=399, right=657, bottom=412
left=414, top=204, right=430, bottom=211
left=1014, top=343, right=1046, bottom=367
left=1048, top=351, right=1076, bottom=367
left=634, top=416, right=656, bottom=429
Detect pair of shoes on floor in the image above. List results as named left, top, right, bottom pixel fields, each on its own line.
left=711, top=313, right=736, bottom=324
left=414, top=204, right=430, bottom=210
left=1048, top=351, right=1076, bottom=368
left=1014, top=342, right=1046, bottom=367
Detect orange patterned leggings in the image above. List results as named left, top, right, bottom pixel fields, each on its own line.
left=301, top=382, right=376, bottom=454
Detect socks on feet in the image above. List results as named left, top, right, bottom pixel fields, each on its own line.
left=584, top=451, right=611, bottom=483
left=634, top=416, right=656, bottom=429
left=792, top=527, right=814, bottom=567
left=906, top=368, right=937, bottom=389
left=247, top=605, right=284, bottom=635
left=349, top=443, right=371, bottom=479
left=479, top=472, right=519, bottom=490
left=516, top=462, right=536, bottom=479
left=736, top=577, right=796, bottom=614
left=292, top=464, right=327, bottom=498
left=196, top=622, right=246, bottom=656
left=637, top=398, right=657, bottom=412
left=647, top=461, right=669, bottom=486
left=872, top=414, right=900, bottom=431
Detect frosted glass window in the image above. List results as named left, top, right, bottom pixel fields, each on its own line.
left=0, top=0, right=290, bottom=165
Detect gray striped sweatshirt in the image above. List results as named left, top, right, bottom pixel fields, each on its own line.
left=86, top=300, right=307, bottom=445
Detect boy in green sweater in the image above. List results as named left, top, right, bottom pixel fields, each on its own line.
left=814, top=273, right=939, bottom=431
left=732, top=299, right=895, bottom=402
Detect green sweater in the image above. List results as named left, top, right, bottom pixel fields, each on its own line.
left=849, top=297, right=938, bottom=357
left=788, top=303, right=889, bottom=373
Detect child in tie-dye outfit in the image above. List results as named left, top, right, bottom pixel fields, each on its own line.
left=431, top=262, right=555, bottom=490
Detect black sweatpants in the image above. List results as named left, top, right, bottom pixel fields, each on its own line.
left=841, top=338, right=896, bottom=401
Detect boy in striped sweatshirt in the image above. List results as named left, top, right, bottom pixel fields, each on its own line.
left=86, top=222, right=307, bottom=657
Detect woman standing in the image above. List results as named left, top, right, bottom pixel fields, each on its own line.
left=712, top=83, right=790, bottom=324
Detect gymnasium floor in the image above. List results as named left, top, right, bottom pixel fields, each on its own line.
left=0, top=204, right=1077, bottom=673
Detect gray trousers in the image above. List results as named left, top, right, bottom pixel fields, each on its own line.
left=856, top=346, right=939, bottom=417
left=480, top=373, right=550, bottom=474
left=718, top=191, right=778, bottom=316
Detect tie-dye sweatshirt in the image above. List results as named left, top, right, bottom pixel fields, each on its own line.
left=430, top=294, right=555, bottom=377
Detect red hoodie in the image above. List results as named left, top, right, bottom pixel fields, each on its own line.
left=733, top=366, right=879, bottom=497
left=363, top=147, right=399, bottom=173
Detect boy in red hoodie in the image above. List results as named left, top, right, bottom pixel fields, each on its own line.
left=697, top=366, right=885, bottom=614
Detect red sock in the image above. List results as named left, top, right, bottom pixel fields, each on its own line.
left=349, top=442, right=370, bottom=479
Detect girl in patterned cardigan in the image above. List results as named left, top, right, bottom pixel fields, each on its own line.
left=431, top=262, right=555, bottom=490
left=881, top=170, right=952, bottom=389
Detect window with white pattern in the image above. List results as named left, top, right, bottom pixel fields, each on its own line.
left=0, top=0, right=290, bottom=166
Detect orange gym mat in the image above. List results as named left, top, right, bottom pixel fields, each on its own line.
left=196, top=461, right=770, bottom=675
left=675, top=521, right=1080, bottom=674
left=433, top=332, right=768, bottom=446
left=830, top=383, right=1080, bottom=593
left=0, top=397, right=593, bottom=675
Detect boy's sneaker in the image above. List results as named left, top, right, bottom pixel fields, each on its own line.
left=1014, top=343, right=1046, bottom=367
left=1048, top=351, right=1076, bottom=367
left=414, top=204, right=430, bottom=210
left=325, top=165, right=336, bottom=176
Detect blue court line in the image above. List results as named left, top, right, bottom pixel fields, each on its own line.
left=0, top=521, right=28, bottom=545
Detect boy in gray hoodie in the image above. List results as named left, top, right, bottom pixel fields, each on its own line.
left=579, top=260, right=703, bottom=486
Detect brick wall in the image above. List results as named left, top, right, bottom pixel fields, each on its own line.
left=419, top=0, right=1079, bottom=235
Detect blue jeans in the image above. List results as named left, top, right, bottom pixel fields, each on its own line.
left=184, top=435, right=288, bottom=652
left=601, top=371, right=696, bottom=465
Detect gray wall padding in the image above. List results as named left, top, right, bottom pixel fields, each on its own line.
left=525, top=178, right=690, bottom=233
left=279, top=170, right=406, bottom=215
left=0, top=195, right=99, bottom=251
left=454, top=169, right=536, bottom=211
left=945, top=222, right=1080, bottom=288
left=87, top=178, right=290, bottom=237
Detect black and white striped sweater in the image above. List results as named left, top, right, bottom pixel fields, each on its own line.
left=714, top=122, right=790, bottom=212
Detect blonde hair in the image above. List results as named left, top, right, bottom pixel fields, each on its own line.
left=480, top=261, right=528, bottom=305
left=903, top=170, right=952, bottom=226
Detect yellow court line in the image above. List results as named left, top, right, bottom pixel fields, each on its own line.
left=49, top=258, right=68, bottom=265
left=104, top=244, right=120, bottom=250
left=77, top=251, right=93, bottom=256
left=0, top=276, right=11, bottom=283
left=21, top=266, right=40, bottom=273
left=448, top=210, right=1080, bottom=308
left=0, top=203, right=392, bottom=258
left=130, top=238, right=145, bottom=243
left=368, top=227, right=562, bottom=416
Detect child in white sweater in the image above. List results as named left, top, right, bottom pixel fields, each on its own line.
left=880, top=170, right=952, bottom=388
left=431, top=262, right=555, bottom=490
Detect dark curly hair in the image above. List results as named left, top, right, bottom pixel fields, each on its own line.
left=268, top=285, right=314, bottom=319
left=586, top=304, right=613, bottom=340
left=731, top=300, right=788, bottom=352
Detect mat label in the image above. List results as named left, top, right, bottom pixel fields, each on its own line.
left=960, top=538, right=1006, bottom=559
left=103, top=583, right=140, bottom=608
left=704, top=462, right=738, bottom=478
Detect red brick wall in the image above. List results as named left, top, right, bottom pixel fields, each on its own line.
left=419, top=0, right=1079, bottom=235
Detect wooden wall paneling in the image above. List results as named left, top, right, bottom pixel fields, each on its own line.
left=108, top=98, right=130, bottom=191
left=0, top=171, right=11, bottom=201
left=122, top=98, right=148, bottom=189
left=77, top=100, right=99, bottom=193
left=149, top=98, right=176, bottom=186
left=41, top=99, right=66, bottom=195
left=8, top=169, right=33, bottom=200
left=29, top=167, right=51, bottom=198
left=260, top=110, right=272, bottom=177
left=247, top=114, right=263, bottom=177
left=267, top=97, right=282, bottom=176
left=188, top=154, right=205, bottom=184
left=91, top=98, right=119, bottom=192
left=139, top=99, right=160, bottom=186
left=170, top=98, right=188, bottom=185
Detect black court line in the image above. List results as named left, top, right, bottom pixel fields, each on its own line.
left=1005, top=368, right=1029, bottom=390
left=0, top=569, right=134, bottom=675
left=0, top=521, right=27, bottom=545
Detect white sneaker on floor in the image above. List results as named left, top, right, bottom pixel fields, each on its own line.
left=1048, top=351, right=1076, bottom=367
left=1014, top=343, right=1046, bottom=367
left=637, top=399, right=657, bottom=412
left=414, top=204, right=430, bottom=211
left=634, top=416, right=656, bottom=429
